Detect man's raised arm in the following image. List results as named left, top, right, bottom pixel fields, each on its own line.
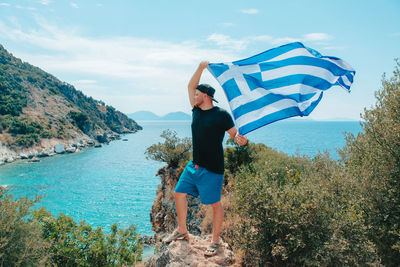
left=188, top=61, right=209, bottom=108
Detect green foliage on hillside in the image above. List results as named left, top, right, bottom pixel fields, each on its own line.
left=0, top=71, right=27, bottom=116
left=0, top=189, right=143, bottom=266
left=0, top=115, right=54, bottom=147
left=68, top=110, right=90, bottom=133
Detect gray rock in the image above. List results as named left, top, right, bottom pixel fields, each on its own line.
left=87, top=140, right=95, bottom=145
left=20, top=154, right=29, bottom=159
left=5, top=157, right=15, bottom=163
left=37, top=151, right=49, bottom=158
left=65, top=146, right=76, bottom=153
left=28, top=157, right=40, bottom=163
left=54, top=143, right=65, bottom=154
left=139, top=235, right=155, bottom=245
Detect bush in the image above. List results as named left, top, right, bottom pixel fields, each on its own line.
left=0, top=189, right=143, bottom=266
left=69, top=110, right=90, bottom=132
left=8, top=118, right=42, bottom=135
left=230, top=148, right=378, bottom=266
left=15, top=133, right=39, bottom=147
left=145, top=129, right=192, bottom=168
left=0, top=189, right=50, bottom=266
left=32, top=208, right=143, bottom=266
left=224, top=137, right=254, bottom=175
left=341, top=60, right=400, bottom=265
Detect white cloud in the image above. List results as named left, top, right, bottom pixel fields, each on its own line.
left=14, top=5, right=37, bottom=10
left=0, top=3, right=10, bottom=6
left=303, top=33, right=333, bottom=42
left=389, top=32, right=400, bottom=37
left=240, top=8, right=259, bottom=14
left=70, top=2, right=78, bottom=8
left=39, top=0, right=52, bottom=5
left=96, top=3, right=103, bottom=7
left=207, top=33, right=248, bottom=51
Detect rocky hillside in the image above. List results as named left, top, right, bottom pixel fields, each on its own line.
left=0, top=44, right=141, bottom=164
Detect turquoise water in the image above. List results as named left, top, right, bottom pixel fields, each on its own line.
left=0, top=120, right=362, bottom=236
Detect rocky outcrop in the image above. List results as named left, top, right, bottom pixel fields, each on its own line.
left=144, top=235, right=236, bottom=267
left=150, top=165, right=203, bottom=242
left=146, top=165, right=237, bottom=266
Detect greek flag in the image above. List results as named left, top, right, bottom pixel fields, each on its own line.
left=207, top=42, right=355, bottom=135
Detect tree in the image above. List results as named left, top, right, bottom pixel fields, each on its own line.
left=145, top=129, right=192, bottom=168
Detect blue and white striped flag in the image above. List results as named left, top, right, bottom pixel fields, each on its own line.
left=207, top=42, right=355, bottom=135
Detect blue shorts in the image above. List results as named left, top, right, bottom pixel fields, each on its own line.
left=175, top=161, right=224, bottom=205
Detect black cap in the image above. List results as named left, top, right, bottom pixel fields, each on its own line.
left=196, top=84, right=218, bottom=103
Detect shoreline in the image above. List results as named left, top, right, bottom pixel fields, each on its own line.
left=0, top=131, right=134, bottom=167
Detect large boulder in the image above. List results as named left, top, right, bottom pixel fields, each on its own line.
left=96, top=133, right=109, bottom=143
left=54, top=143, right=65, bottom=154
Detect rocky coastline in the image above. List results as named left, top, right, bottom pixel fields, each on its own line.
left=0, top=131, right=130, bottom=166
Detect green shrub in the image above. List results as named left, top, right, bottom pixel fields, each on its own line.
left=341, top=60, right=400, bottom=265
left=69, top=110, right=90, bottom=132
left=0, top=189, right=50, bottom=266
left=145, top=129, right=192, bottom=168
left=231, top=150, right=378, bottom=266
left=0, top=73, right=27, bottom=116
left=32, top=208, right=143, bottom=267
left=15, top=133, right=39, bottom=147
left=8, top=118, right=42, bottom=135
left=0, top=189, right=143, bottom=266
left=224, top=137, right=254, bottom=175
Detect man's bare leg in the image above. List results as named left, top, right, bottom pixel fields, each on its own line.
left=175, top=192, right=188, bottom=233
left=210, top=201, right=224, bottom=243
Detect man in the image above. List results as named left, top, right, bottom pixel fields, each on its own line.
left=164, top=61, right=247, bottom=256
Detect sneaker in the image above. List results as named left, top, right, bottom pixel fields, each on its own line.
left=164, top=229, right=189, bottom=243
left=204, top=242, right=221, bottom=256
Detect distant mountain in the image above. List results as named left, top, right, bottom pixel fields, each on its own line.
left=128, top=111, right=160, bottom=120
left=0, top=44, right=142, bottom=151
left=128, top=111, right=191, bottom=121
left=162, top=112, right=191, bottom=120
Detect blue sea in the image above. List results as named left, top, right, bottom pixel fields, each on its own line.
left=0, top=120, right=362, bottom=237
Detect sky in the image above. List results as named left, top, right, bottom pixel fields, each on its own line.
left=0, top=0, right=399, bottom=120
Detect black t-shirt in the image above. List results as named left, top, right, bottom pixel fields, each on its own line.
left=191, top=106, right=235, bottom=174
